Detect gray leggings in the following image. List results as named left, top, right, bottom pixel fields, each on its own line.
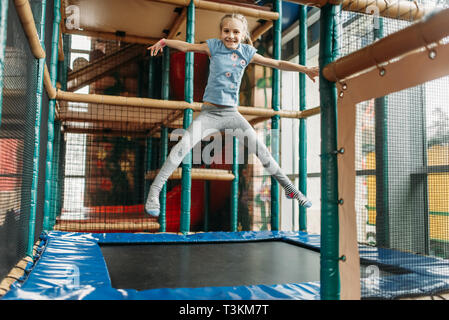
left=148, top=103, right=293, bottom=196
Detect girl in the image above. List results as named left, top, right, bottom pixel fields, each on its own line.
left=145, top=13, right=319, bottom=217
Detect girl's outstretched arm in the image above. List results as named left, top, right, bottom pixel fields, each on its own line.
left=147, top=38, right=210, bottom=56
left=250, top=53, right=319, bottom=82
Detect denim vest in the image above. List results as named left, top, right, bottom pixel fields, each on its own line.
left=203, top=38, right=257, bottom=107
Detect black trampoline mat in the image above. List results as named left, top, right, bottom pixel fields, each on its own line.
left=100, top=241, right=320, bottom=291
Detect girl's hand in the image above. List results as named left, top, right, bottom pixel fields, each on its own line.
left=147, top=38, right=166, bottom=56
left=306, top=66, right=319, bottom=82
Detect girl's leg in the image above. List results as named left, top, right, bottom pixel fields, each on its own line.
left=145, top=111, right=220, bottom=216
left=232, top=113, right=312, bottom=208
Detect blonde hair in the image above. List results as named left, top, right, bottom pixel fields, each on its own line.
left=219, top=14, right=253, bottom=46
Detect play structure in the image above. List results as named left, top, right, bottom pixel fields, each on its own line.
left=0, top=0, right=449, bottom=300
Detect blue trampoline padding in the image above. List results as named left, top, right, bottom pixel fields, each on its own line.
left=2, top=231, right=322, bottom=300
left=92, top=230, right=322, bottom=247
left=358, top=245, right=449, bottom=299
left=3, top=231, right=449, bottom=300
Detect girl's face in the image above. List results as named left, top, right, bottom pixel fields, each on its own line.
left=220, top=18, right=245, bottom=50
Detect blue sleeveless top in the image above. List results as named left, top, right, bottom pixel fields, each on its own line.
left=203, top=38, right=257, bottom=107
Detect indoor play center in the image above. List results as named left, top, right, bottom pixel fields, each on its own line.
left=0, top=0, right=448, bottom=300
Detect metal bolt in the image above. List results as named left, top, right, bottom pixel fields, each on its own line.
left=429, top=49, right=436, bottom=60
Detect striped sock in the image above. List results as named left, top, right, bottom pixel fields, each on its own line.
left=145, top=194, right=160, bottom=217
left=284, top=184, right=312, bottom=208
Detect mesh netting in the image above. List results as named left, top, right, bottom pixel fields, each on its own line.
left=54, top=36, right=158, bottom=232
left=354, top=76, right=449, bottom=298
left=0, top=0, right=40, bottom=280
left=337, top=0, right=449, bottom=298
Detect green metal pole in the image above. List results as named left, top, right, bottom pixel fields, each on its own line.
left=43, top=0, right=61, bottom=231
left=270, top=0, right=281, bottom=231
left=49, top=120, right=60, bottom=229
left=27, top=0, right=47, bottom=256
left=148, top=56, right=155, bottom=99
left=146, top=136, right=153, bottom=194
left=319, top=3, right=341, bottom=300
left=180, top=0, right=194, bottom=234
left=159, top=47, right=170, bottom=232
left=0, top=0, right=9, bottom=126
left=55, top=34, right=70, bottom=219
left=160, top=127, right=168, bottom=232
left=298, top=5, right=308, bottom=232
left=50, top=34, right=68, bottom=229
left=230, top=137, right=239, bottom=231
left=144, top=57, right=155, bottom=203
left=50, top=22, right=67, bottom=231
left=373, top=18, right=390, bottom=248
left=161, top=48, right=170, bottom=100
left=60, top=34, right=71, bottom=92
left=203, top=172, right=210, bottom=231
left=50, top=37, right=66, bottom=228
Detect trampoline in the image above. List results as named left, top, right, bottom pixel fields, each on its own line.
left=2, top=0, right=449, bottom=302
left=1, top=231, right=323, bottom=300
left=100, top=241, right=320, bottom=291
left=3, top=230, right=449, bottom=300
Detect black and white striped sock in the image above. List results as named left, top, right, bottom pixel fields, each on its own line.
left=284, top=184, right=312, bottom=208
left=145, top=193, right=160, bottom=217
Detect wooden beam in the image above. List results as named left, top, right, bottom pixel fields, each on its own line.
left=14, top=0, right=45, bottom=58
left=148, top=0, right=279, bottom=20
left=146, top=168, right=235, bottom=180
left=62, top=25, right=159, bottom=46
left=168, top=7, right=187, bottom=39
left=55, top=91, right=306, bottom=118
left=62, top=127, right=149, bottom=137
left=53, top=221, right=160, bottom=232
left=249, top=116, right=271, bottom=126
left=147, top=109, right=185, bottom=136
left=300, top=106, right=321, bottom=118
left=59, top=116, right=154, bottom=128
left=339, top=0, right=428, bottom=21
left=58, top=29, right=64, bottom=61
left=251, top=20, right=273, bottom=42
left=162, top=109, right=184, bottom=127
left=44, top=64, right=57, bottom=99
left=286, top=0, right=428, bottom=21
